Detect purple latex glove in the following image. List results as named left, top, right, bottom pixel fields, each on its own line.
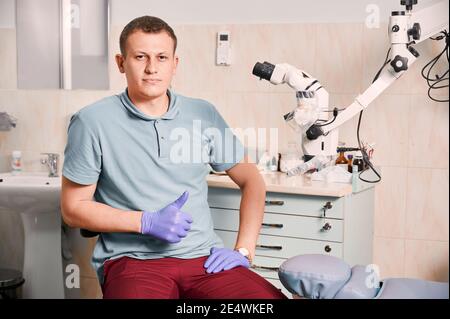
left=141, top=191, right=192, bottom=243
left=204, top=247, right=250, bottom=273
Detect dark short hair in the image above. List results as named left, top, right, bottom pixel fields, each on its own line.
left=119, top=16, right=177, bottom=56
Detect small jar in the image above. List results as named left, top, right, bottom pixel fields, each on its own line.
left=353, top=155, right=364, bottom=172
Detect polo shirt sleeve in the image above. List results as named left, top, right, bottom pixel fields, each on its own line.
left=62, top=112, right=102, bottom=185
left=207, top=105, right=245, bottom=172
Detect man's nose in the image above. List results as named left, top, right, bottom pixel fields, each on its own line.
left=145, top=59, right=157, bottom=74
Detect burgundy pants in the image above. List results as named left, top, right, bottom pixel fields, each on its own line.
left=101, top=256, right=288, bottom=299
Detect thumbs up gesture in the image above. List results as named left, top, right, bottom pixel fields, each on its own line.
left=140, top=191, right=193, bottom=243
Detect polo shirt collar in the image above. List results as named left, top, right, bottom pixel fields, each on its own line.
left=119, top=88, right=179, bottom=121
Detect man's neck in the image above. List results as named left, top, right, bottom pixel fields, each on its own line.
left=128, top=90, right=170, bottom=117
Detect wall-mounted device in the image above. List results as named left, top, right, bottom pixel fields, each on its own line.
left=216, top=31, right=231, bottom=66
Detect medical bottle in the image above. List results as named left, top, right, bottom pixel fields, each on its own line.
left=11, top=150, right=22, bottom=175
left=347, top=154, right=353, bottom=173
left=335, top=149, right=348, bottom=170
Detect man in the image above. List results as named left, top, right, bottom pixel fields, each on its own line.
left=61, top=15, right=286, bottom=299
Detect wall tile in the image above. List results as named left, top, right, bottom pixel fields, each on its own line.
left=173, top=25, right=231, bottom=93
left=373, top=237, right=405, bottom=279
left=405, top=239, right=449, bottom=282
left=315, top=24, right=363, bottom=94
left=405, top=168, right=449, bottom=241
left=226, top=92, right=272, bottom=153
left=374, top=166, right=407, bottom=238
left=0, top=29, right=17, bottom=90
left=408, top=95, right=449, bottom=169
left=263, top=23, right=317, bottom=94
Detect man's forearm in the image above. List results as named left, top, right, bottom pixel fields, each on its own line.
left=63, top=200, right=142, bottom=234
left=234, top=175, right=266, bottom=260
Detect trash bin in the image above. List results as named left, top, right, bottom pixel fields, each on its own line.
left=0, top=268, right=25, bottom=299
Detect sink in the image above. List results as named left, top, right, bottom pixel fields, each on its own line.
left=0, top=172, right=64, bottom=299
left=0, top=174, right=61, bottom=186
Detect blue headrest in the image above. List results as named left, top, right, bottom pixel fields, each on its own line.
left=278, top=254, right=351, bottom=299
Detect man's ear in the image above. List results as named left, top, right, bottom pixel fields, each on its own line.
left=115, top=54, right=125, bottom=73
left=172, top=55, right=179, bottom=75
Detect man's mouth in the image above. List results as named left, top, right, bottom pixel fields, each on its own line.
left=143, top=79, right=162, bottom=84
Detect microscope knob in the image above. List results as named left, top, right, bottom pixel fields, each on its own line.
left=390, top=55, right=409, bottom=73
left=408, top=23, right=421, bottom=41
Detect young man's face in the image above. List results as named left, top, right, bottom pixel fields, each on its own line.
left=116, top=30, right=178, bottom=100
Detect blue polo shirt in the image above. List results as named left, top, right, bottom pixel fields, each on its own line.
left=63, top=89, right=245, bottom=283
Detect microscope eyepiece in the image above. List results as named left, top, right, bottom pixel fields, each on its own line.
left=252, top=61, right=275, bottom=81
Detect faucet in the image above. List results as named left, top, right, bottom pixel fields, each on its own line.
left=40, top=153, right=59, bottom=177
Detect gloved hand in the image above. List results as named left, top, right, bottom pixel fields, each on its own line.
left=141, top=191, right=192, bottom=243
left=204, top=247, right=250, bottom=274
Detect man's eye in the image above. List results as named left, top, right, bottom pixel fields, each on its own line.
left=136, top=55, right=145, bottom=60
left=159, top=56, right=168, bottom=61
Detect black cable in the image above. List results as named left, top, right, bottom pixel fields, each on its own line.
left=315, top=108, right=338, bottom=127
left=355, top=48, right=392, bottom=184
left=421, top=30, right=449, bottom=103
left=321, top=108, right=347, bottom=112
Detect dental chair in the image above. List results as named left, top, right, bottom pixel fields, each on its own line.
left=278, top=254, right=449, bottom=299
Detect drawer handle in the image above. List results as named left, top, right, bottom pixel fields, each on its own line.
left=251, top=264, right=279, bottom=271
left=265, top=200, right=285, bottom=206
left=322, top=201, right=333, bottom=217
left=256, top=244, right=282, bottom=250
left=321, top=222, right=332, bottom=231
left=261, top=223, right=284, bottom=229
left=324, top=245, right=332, bottom=253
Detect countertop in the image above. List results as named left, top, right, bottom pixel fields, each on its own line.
left=206, top=171, right=355, bottom=197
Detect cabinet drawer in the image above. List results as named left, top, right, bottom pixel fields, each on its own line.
left=208, top=187, right=344, bottom=219
left=251, top=255, right=286, bottom=280
left=211, top=208, right=343, bottom=242
left=215, top=230, right=343, bottom=259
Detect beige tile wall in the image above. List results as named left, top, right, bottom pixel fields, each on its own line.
left=0, top=21, right=448, bottom=298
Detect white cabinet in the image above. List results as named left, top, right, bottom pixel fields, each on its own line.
left=208, top=183, right=375, bottom=298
